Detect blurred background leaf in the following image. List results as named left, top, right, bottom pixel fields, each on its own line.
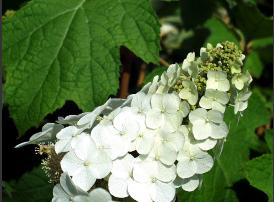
left=3, top=0, right=273, bottom=201
left=3, top=167, right=53, bottom=202
left=244, top=154, right=273, bottom=202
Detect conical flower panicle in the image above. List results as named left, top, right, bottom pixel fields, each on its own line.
left=16, top=41, right=252, bottom=202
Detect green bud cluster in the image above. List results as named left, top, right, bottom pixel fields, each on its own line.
left=194, top=75, right=207, bottom=95
left=172, top=41, right=244, bottom=101
left=172, top=75, right=189, bottom=93
left=205, top=41, right=243, bottom=77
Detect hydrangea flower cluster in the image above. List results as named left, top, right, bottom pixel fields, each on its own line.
left=16, top=41, right=252, bottom=202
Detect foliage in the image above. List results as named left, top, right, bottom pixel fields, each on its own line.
left=3, top=0, right=160, bottom=135
left=3, top=0, right=273, bottom=201
left=3, top=167, right=53, bottom=202
left=244, top=154, right=273, bottom=202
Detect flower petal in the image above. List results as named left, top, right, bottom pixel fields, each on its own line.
left=195, top=151, right=214, bottom=174
left=177, top=157, right=196, bottom=178
left=128, top=180, right=152, bottom=202
left=72, top=167, right=96, bottom=191
left=61, top=151, right=83, bottom=176
left=108, top=175, right=129, bottom=198
left=150, top=181, right=175, bottom=202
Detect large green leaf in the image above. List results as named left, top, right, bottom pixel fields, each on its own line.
left=244, top=154, right=273, bottom=202
left=177, top=91, right=271, bottom=202
left=3, top=0, right=160, bottom=135
left=3, top=167, right=53, bottom=202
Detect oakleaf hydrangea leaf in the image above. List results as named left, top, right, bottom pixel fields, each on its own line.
left=244, top=154, right=273, bottom=202
left=3, top=0, right=160, bottom=135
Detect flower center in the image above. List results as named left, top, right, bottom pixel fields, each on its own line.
left=84, top=161, right=91, bottom=167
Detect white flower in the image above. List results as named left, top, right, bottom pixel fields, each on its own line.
left=206, top=71, right=230, bottom=92
left=74, top=188, right=113, bottom=202
left=54, top=126, right=85, bottom=154
left=182, top=53, right=198, bottom=78
left=91, top=123, right=127, bottom=160
left=60, top=135, right=112, bottom=191
left=177, top=142, right=214, bottom=179
left=57, top=113, right=88, bottom=125
left=234, top=89, right=252, bottom=114
left=146, top=93, right=183, bottom=132
left=131, top=92, right=151, bottom=114
left=178, top=101, right=190, bottom=118
left=52, top=173, right=88, bottom=202
left=149, top=125, right=185, bottom=165
left=181, top=125, right=217, bottom=151
left=157, top=64, right=181, bottom=93
left=148, top=75, right=160, bottom=94
left=189, top=108, right=228, bottom=140
left=108, top=154, right=135, bottom=198
left=128, top=158, right=176, bottom=202
left=77, top=99, right=111, bottom=129
left=199, top=89, right=229, bottom=113
left=100, top=107, right=121, bottom=126
left=231, top=71, right=252, bottom=90
left=173, top=175, right=200, bottom=192
left=15, top=123, right=63, bottom=148
left=178, top=80, right=198, bottom=105
left=133, top=127, right=156, bottom=155
left=195, top=137, right=218, bottom=151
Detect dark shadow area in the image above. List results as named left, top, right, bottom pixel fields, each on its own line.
left=232, top=179, right=268, bottom=202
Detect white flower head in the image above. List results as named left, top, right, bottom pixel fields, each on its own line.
left=146, top=93, right=183, bottom=132
left=173, top=175, right=200, bottom=192
left=52, top=173, right=88, bottom=202
left=179, top=100, right=190, bottom=118
left=147, top=75, right=160, bottom=94
left=206, top=71, right=230, bottom=92
left=131, top=92, right=151, bottom=114
left=108, top=154, right=135, bottom=198
left=189, top=108, right=228, bottom=140
left=158, top=64, right=181, bottom=93
left=182, top=52, right=198, bottom=78
left=15, top=123, right=63, bottom=148
left=133, top=127, right=156, bottom=155
left=178, top=80, right=198, bottom=105
left=91, top=123, right=125, bottom=160
left=74, top=188, right=114, bottom=202
left=199, top=89, right=229, bottom=113
left=77, top=99, right=111, bottom=129
left=232, top=71, right=252, bottom=90
left=60, top=135, right=112, bottom=191
left=177, top=142, right=214, bottom=179
left=128, top=158, right=176, bottom=202
left=54, top=126, right=86, bottom=154
left=195, top=137, right=218, bottom=151
left=57, top=113, right=88, bottom=125
left=148, top=126, right=185, bottom=165
left=234, top=89, right=252, bottom=114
